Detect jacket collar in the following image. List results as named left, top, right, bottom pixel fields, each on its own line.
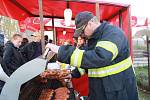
left=90, top=21, right=108, bottom=39
left=5, top=41, right=20, bottom=50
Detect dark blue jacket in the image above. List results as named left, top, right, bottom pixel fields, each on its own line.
left=57, top=21, right=139, bottom=100
left=71, top=44, right=88, bottom=78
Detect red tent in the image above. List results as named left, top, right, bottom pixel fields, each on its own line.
left=0, top=0, right=132, bottom=96
left=0, top=0, right=132, bottom=43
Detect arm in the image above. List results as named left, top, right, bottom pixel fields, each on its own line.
left=71, top=68, right=85, bottom=78
left=58, top=33, right=124, bottom=69
left=3, top=47, right=16, bottom=70
left=20, top=44, right=29, bottom=62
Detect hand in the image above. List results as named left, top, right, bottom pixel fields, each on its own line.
left=45, top=43, right=60, bottom=54
left=60, top=74, right=72, bottom=79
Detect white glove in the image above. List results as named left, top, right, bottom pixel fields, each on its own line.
left=45, top=43, right=60, bottom=54
left=61, top=74, right=72, bottom=79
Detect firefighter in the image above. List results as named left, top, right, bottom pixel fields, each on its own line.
left=46, top=11, right=139, bottom=100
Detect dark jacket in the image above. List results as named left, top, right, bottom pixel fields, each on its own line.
left=0, top=44, right=4, bottom=57
left=1, top=41, right=26, bottom=76
left=20, top=41, right=42, bottom=62
left=57, top=21, right=139, bottom=100
left=0, top=45, right=3, bottom=63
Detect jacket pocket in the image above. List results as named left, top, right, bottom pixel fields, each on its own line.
left=102, top=72, right=124, bottom=92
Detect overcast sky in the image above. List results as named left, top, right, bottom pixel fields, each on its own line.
left=104, top=0, right=149, bottom=18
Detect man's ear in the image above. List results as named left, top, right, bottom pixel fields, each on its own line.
left=88, top=21, right=94, bottom=29
left=87, top=21, right=92, bottom=27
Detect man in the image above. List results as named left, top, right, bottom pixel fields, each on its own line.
left=19, top=38, right=29, bottom=48
left=0, top=33, right=4, bottom=63
left=44, top=35, right=49, bottom=45
left=0, top=34, right=25, bottom=93
left=2, top=34, right=25, bottom=76
left=46, top=11, right=139, bottom=100
left=20, top=32, right=42, bottom=62
left=0, top=44, right=4, bottom=63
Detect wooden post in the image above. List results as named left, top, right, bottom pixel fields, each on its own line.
left=38, top=0, right=45, bottom=53
left=96, top=2, right=100, bottom=22
left=147, top=35, right=150, bottom=89
left=52, top=17, right=56, bottom=44
left=127, top=6, right=132, bottom=59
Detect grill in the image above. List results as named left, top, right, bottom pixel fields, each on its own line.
left=19, top=71, right=78, bottom=100
left=0, top=54, right=80, bottom=100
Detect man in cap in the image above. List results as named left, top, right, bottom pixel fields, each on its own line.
left=46, top=11, right=139, bottom=100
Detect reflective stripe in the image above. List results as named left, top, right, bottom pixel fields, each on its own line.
left=78, top=68, right=85, bottom=75
left=88, top=56, right=132, bottom=77
left=70, top=48, right=84, bottom=67
left=96, top=41, right=118, bottom=61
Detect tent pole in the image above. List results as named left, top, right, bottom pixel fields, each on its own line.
left=96, top=2, right=100, bottom=22
left=52, top=18, right=56, bottom=44
left=38, top=0, right=45, bottom=53
left=127, top=6, right=132, bottom=58
left=147, top=34, right=150, bottom=89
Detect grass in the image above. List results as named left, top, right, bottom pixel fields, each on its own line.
left=138, top=89, right=150, bottom=100
left=135, top=66, right=149, bottom=91
left=134, top=66, right=150, bottom=100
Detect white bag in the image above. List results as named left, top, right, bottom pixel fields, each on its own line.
left=0, top=64, right=9, bottom=82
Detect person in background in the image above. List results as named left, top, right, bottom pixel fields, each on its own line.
left=0, top=33, right=4, bottom=62
left=73, top=36, right=77, bottom=47
left=2, top=34, right=25, bottom=76
left=49, top=39, right=53, bottom=43
left=0, top=34, right=25, bottom=93
left=19, top=38, right=29, bottom=48
left=71, top=35, right=89, bottom=97
left=76, top=35, right=87, bottom=49
left=0, top=44, right=4, bottom=63
left=46, top=11, right=139, bottom=100
left=44, top=35, right=49, bottom=45
left=20, top=32, right=42, bottom=62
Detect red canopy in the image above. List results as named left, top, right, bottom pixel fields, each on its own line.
left=0, top=0, right=129, bottom=21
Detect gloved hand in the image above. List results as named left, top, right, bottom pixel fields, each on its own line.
left=45, top=43, right=60, bottom=54
left=60, top=74, right=72, bottom=79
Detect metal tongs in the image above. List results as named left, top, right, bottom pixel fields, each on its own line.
left=43, top=48, right=55, bottom=60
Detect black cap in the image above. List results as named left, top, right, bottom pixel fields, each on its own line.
left=74, top=11, right=94, bottom=37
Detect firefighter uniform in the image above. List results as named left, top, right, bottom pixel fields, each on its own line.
left=57, top=21, right=139, bottom=100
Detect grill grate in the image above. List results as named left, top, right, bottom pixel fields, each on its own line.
left=19, top=77, right=77, bottom=100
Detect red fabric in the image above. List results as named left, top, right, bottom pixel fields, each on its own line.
left=0, top=0, right=29, bottom=20
left=109, top=14, right=119, bottom=27
left=19, top=17, right=51, bottom=32
left=56, top=28, right=74, bottom=46
left=0, top=0, right=128, bottom=21
left=122, top=9, right=133, bottom=58
left=131, top=16, right=137, bottom=27
left=72, top=74, right=89, bottom=96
